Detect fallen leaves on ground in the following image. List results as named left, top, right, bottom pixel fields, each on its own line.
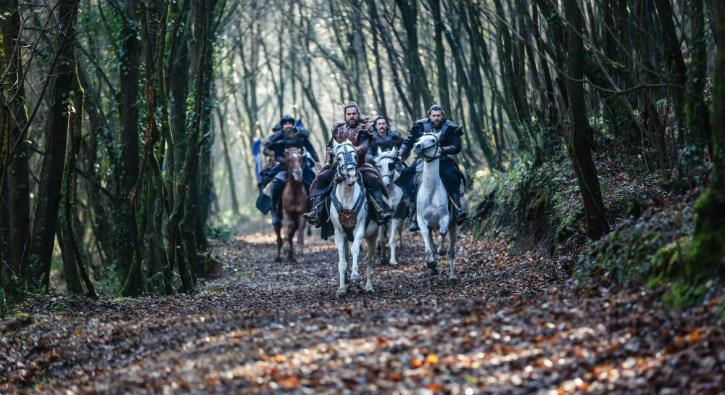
left=0, top=231, right=722, bottom=394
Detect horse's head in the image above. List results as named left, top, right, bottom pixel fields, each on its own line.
left=374, top=147, right=398, bottom=187
left=332, top=139, right=358, bottom=186
left=413, top=132, right=440, bottom=161
left=284, top=147, right=304, bottom=182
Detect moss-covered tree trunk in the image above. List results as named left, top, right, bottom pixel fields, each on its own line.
left=685, top=0, right=725, bottom=279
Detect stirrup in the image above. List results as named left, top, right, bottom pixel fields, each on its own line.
left=303, top=209, right=320, bottom=224
left=377, top=210, right=392, bottom=224
left=455, top=210, right=467, bottom=225
left=408, top=219, right=419, bottom=232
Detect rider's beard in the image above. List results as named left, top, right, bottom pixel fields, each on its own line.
left=432, top=119, right=443, bottom=129
left=346, top=118, right=359, bottom=128
left=284, top=127, right=295, bottom=136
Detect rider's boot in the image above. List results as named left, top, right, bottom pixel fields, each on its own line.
left=407, top=204, right=419, bottom=232
left=369, top=189, right=393, bottom=224
left=303, top=193, right=325, bottom=226
left=270, top=180, right=284, bottom=225
left=450, top=191, right=468, bottom=225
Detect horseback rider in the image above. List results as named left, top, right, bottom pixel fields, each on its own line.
left=396, top=104, right=468, bottom=232
left=304, top=102, right=393, bottom=228
left=365, top=116, right=404, bottom=164
left=258, top=115, right=319, bottom=224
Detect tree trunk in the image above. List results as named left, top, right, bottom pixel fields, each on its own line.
left=59, top=81, right=95, bottom=297
left=1, top=0, right=30, bottom=295
left=395, top=0, right=433, bottom=115
left=430, top=0, right=450, bottom=112
left=654, top=0, right=687, bottom=144
left=685, top=0, right=712, bottom=155
left=119, top=0, right=143, bottom=296
left=564, top=0, right=609, bottom=240
left=217, top=105, right=240, bottom=215
left=683, top=0, right=725, bottom=279
left=29, top=0, right=80, bottom=289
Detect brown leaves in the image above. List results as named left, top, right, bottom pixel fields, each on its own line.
left=1, top=232, right=722, bottom=394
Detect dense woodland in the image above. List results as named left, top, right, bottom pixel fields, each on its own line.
left=1, top=0, right=724, bottom=392
left=1, top=0, right=723, bottom=302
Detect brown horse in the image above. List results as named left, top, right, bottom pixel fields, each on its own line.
left=274, top=147, right=308, bottom=262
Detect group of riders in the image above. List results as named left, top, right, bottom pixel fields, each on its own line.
left=256, top=102, right=468, bottom=236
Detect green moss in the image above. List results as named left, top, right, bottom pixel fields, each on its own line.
left=662, top=281, right=709, bottom=308
left=13, top=311, right=31, bottom=321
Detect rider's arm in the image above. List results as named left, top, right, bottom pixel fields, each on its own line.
left=440, top=125, right=464, bottom=155
left=324, top=136, right=335, bottom=165
left=398, top=123, right=419, bottom=161
left=303, top=138, right=320, bottom=163
left=356, top=133, right=371, bottom=162
left=391, top=131, right=404, bottom=150
left=365, top=145, right=376, bottom=164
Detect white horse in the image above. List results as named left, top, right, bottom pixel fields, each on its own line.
left=330, top=140, right=379, bottom=295
left=412, top=132, right=458, bottom=282
left=373, top=147, right=404, bottom=265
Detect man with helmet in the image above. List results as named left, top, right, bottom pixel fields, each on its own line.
left=303, top=102, right=393, bottom=230
left=396, top=104, right=468, bottom=232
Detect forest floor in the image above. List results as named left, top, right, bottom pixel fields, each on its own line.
left=1, top=227, right=723, bottom=394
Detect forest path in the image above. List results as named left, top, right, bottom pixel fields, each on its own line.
left=1, top=229, right=722, bottom=394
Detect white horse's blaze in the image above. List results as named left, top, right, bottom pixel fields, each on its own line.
left=373, top=147, right=404, bottom=265
left=330, top=140, right=379, bottom=295
left=413, top=133, right=458, bottom=281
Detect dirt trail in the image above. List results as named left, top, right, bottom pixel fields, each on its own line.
left=1, top=230, right=722, bottom=394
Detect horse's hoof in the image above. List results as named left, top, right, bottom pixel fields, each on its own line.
left=350, top=273, right=362, bottom=284
left=364, top=286, right=374, bottom=294
left=274, top=256, right=282, bottom=263
left=449, top=276, right=458, bottom=285
left=390, top=260, right=398, bottom=266
left=336, top=288, right=347, bottom=297
left=429, top=267, right=439, bottom=277
left=437, top=248, right=447, bottom=256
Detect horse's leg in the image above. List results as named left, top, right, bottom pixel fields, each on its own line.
left=287, top=215, right=296, bottom=262
left=448, top=220, right=458, bottom=284
left=378, top=224, right=388, bottom=264
left=439, top=200, right=452, bottom=255
left=419, top=218, right=438, bottom=275
left=364, top=231, right=377, bottom=293
left=350, top=225, right=364, bottom=285
left=297, top=215, right=305, bottom=257
left=437, top=231, right=447, bottom=256
left=334, top=230, right=347, bottom=296
left=389, top=217, right=401, bottom=265
left=274, top=223, right=282, bottom=263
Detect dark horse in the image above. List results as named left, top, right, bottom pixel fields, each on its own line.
left=275, top=147, right=308, bottom=262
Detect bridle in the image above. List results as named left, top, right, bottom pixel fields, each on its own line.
left=374, top=150, right=399, bottom=185
left=285, top=148, right=303, bottom=180
left=334, top=142, right=359, bottom=182
left=416, top=133, right=440, bottom=162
